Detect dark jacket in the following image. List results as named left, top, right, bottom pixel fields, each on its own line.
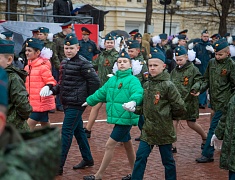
left=78, top=39, right=100, bottom=61
left=201, top=57, right=235, bottom=111
left=170, top=61, right=203, bottom=120
left=53, top=0, right=73, bottom=23
left=5, top=65, right=32, bottom=131
left=52, top=53, right=100, bottom=110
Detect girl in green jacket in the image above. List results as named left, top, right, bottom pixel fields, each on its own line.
left=83, top=49, right=143, bottom=180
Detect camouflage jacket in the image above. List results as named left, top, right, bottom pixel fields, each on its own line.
left=5, top=65, right=31, bottom=131
left=53, top=32, right=66, bottom=62
left=136, top=70, right=186, bottom=145
left=215, top=94, right=235, bottom=172
left=0, top=125, right=61, bottom=180
left=170, top=61, right=203, bottom=120
left=201, top=57, right=235, bottom=111
left=43, top=39, right=60, bottom=69
left=92, top=48, right=119, bottom=87
left=133, top=54, right=148, bottom=85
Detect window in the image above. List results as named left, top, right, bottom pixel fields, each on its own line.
left=202, top=0, right=207, bottom=6
left=127, top=0, right=131, bottom=2
left=194, top=0, right=199, bottom=6
left=137, top=0, right=141, bottom=2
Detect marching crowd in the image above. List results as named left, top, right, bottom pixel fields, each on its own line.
left=0, top=21, right=235, bottom=180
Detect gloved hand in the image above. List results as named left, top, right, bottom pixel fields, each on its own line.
left=107, top=74, right=114, bottom=78
left=195, top=58, right=201, bottom=64
left=187, top=49, right=196, bottom=61
left=188, top=42, right=194, bottom=50
left=122, top=101, right=136, bottom=112
left=82, top=102, right=88, bottom=107
left=206, top=45, right=214, bottom=53
left=210, top=134, right=218, bottom=146
left=40, top=86, right=50, bottom=97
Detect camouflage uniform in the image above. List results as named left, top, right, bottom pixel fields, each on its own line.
left=170, top=61, right=203, bottom=120
left=53, top=32, right=67, bottom=62
left=137, top=70, right=186, bottom=145
left=43, top=39, right=60, bottom=69
left=5, top=65, right=32, bottom=131
left=215, top=95, right=235, bottom=173
left=92, top=48, right=119, bottom=87
left=0, top=125, right=61, bottom=180
left=133, top=54, right=148, bottom=85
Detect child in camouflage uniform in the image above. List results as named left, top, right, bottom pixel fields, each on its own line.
left=123, top=48, right=186, bottom=180
left=196, top=38, right=235, bottom=163
left=170, top=46, right=207, bottom=153
left=84, top=33, right=119, bottom=138
left=0, top=39, right=32, bottom=131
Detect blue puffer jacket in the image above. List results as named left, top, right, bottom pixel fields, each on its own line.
left=87, top=68, right=143, bottom=126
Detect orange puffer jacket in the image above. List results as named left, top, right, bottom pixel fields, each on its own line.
left=25, top=57, right=56, bottom=112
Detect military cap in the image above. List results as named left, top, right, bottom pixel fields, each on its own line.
left=178, top=34, right=187, bottom=40
left=60, top=21, right=73, bottom=29
left=118, top=48, right=130, bottom=59
left=224, top=33, right=230, bottom=37
left=129, top=29, right=139, bottom=36
left=232, top=36, right=235, bottom=41
left=81, top=27, right=92, bottom=35
left=64, top=33, right=78, bottom=46
left=25, top=38, right=44, bottom=51
left=178, top=29, right=188, bottom=35
left=175, top=46, right=187, bottom=56
left=149, top=47, right=165, bottom=62
left=30, top=28, right=39, bottom=33
left=210, top=33, right=221, bottom=39
left=1, top=31, right=13, bottom=38
left=159, top=33, right=168, bottom=40
left=133, top=33, right=142, bottom=40
left=193, top=38, right=201, bottom=44
left=127, top=40, right=140, bottom=49
left=38, top=27, right=50, bottom=33
left=201, top=29, right=208, bottom=34
left=105, top=34, right=114, bottom=41
left=0, top=68, right=8, bottom=107
left=0, top=39, right=14, bottom=54
left=213, top=38, right=229, bottom=52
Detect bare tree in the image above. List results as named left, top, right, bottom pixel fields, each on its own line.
left=144, top=0, right=153, bottom=33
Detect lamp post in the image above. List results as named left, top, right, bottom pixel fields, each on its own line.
left=160, top=0, right=172, bottom=34
left=168, top=1, right=181, bottom=35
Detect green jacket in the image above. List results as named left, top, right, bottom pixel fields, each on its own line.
left=87, top=68, right=143, bottom=126
left=136, top=70, right=186, bottom=145
left=5, top=65, right=32, bottom=131
left=92, top=48, right=119, bottom=87
left=53, top=32, right=66, bottom=62
left=215, top=95, right=235, bottom=172
left=0, top=125, right=61, bottom=180
left=170, top=61, right=203, bottom=120
left=133, top=54, right=148, bottom=85
left=43, top=39, right=60, bottom=69
left=201, top=57, right=235, bottom=111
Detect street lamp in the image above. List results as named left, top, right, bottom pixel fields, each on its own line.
left=160, top=0, right=172, bottom=34
left=168, top=1, right=181, bottom=35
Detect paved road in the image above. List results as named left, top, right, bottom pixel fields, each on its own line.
left=50, top=106, right=227, bottom=180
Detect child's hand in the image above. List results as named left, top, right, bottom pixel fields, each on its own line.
left=122, top=101, right=136, bottom=112
left=190, top=90, right=200, bottom=96
left=0, top=112, right=6, bottom=135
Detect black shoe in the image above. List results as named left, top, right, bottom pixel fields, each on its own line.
left=83, top=175, right=102, bottom=180
left=73, top=159, right=94, bottom=169
left=122, top=174, right=131, bottom=180
left=196, top=156, right=214, bottom=163
left=135, top=137, right=140, bottom=141
left=56, top=166, right=63, bottom=176
left=199, top=104, right=206, bottom=109
left=56, top=107, right=64, bottom=112
left=84, top=128, right=91, bottom=138
left=172, top=147, right=177, bottom=153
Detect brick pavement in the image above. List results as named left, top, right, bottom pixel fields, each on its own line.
left=51, top=106, right=228, bottom=180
